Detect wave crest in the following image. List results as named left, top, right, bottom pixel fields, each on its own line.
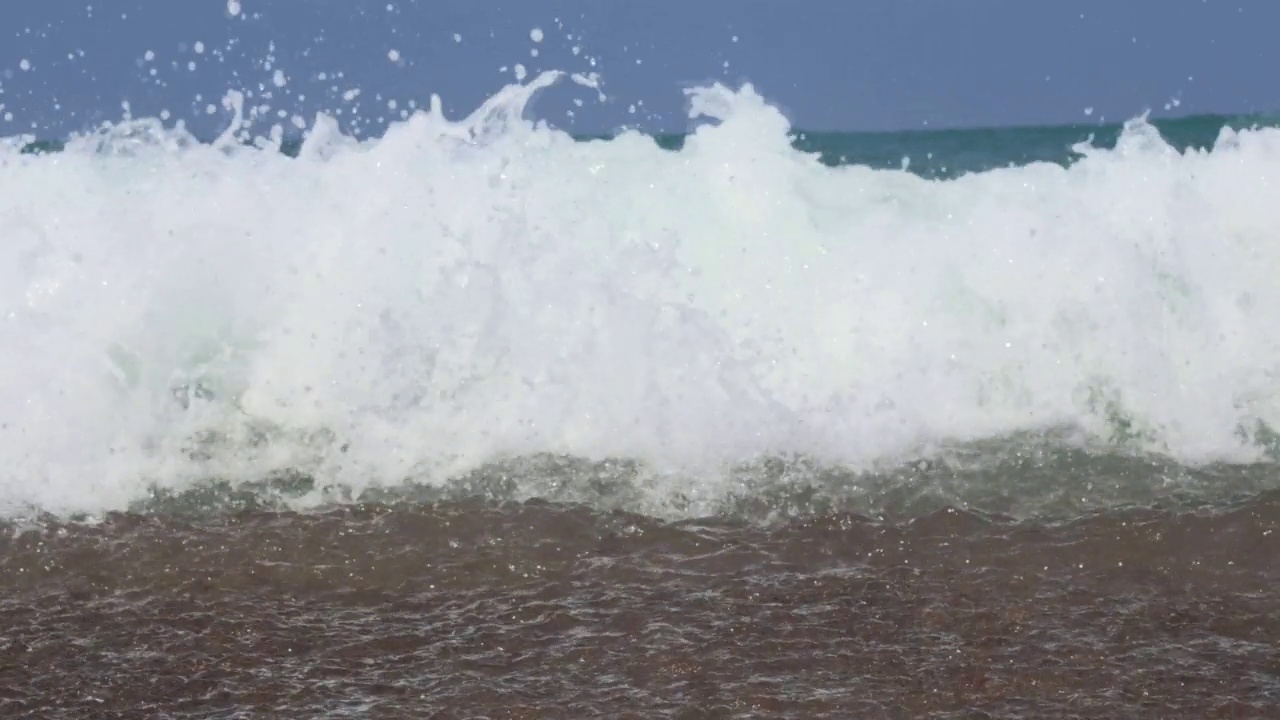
left=5, top=73, right=1280, bottom=515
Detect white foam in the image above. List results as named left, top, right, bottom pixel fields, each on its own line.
left=3, top=73, right=1280, bottom=515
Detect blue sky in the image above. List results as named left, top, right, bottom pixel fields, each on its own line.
left=2, top=0, right=1277, bottom=138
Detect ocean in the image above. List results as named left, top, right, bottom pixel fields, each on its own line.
left=2, top=75, right=1278, bottom=717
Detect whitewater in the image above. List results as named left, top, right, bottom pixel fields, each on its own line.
left=4, top=71, right=1280, bottom=516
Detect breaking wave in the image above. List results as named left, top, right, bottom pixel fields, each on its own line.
left=5, top=72, right=1280, bottom=517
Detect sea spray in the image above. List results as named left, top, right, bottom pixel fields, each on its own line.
left=4, top=73, right=1280, bottom=516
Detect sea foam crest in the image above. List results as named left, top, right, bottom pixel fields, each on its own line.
left=4, top=73, right=1280, bottom=515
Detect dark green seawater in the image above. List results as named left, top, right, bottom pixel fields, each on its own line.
left=18, top=112, right=1279, bottom=178
left=792, top=112, right=1280, bottom=177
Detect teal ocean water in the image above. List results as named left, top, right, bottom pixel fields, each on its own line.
left=4, top=76, right=1280, bottom=520
left=791, top=113, right=1280, bottom=177
left=20, top=110, right=1279, bottom=178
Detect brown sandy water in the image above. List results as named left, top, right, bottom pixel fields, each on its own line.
left=1, top=484, right=1277, bottom=718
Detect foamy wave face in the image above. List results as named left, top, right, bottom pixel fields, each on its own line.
left=4, top=73, right=1280, bottom=515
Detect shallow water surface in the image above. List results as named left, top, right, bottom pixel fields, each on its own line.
left=2, top=486, right=1277, bottom=718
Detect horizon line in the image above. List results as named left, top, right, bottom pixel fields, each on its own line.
left=9, top=108, right=1279, bottom=152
